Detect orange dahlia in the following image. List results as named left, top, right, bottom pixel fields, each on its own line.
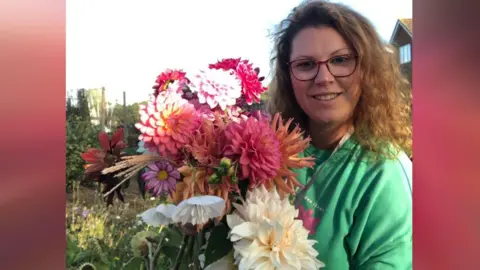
left=185, top=116, right=225, bottom=166
left=223, top=116, right=281, bottom=188
left=174, top=166, right=210, bottom=202
left=271, top=113, right=315, bottom=196
left=135, top=93, right=201, bottom=157
left=171, top=165, right=237, bottom=220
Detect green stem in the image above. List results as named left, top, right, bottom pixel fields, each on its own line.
left=148, top=228, right=167, bottom=270
left=144, top=258, right=149, bottom=270
left=192, top=231, right=204, bottom=270
left=187, top=236, right=198, bottom=270
left=173, top=235, right=189, bottom=270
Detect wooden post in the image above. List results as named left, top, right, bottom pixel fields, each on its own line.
left=99, top=87, right=106, bottom=131
left=123, top=91, right=129, bottom=146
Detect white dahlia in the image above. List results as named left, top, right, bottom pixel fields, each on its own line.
left=226, top=185, right=325, bottom=270
left=172, top=195, right=226, bottom=225
left=190, top=68, right=242, bottom=110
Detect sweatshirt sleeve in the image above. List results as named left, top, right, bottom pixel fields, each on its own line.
left=346, top=156, right=412, bottom=270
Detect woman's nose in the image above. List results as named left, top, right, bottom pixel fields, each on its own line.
left=314, top=63, right=334, bottom=85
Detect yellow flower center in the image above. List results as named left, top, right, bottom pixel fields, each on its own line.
left=157, top=170, right=168, bottom=181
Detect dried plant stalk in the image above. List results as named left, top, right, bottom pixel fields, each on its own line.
left=101, top=154, right=178, bottom=198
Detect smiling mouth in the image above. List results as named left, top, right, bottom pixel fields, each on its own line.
left=312, top=93, right=342, bottom=101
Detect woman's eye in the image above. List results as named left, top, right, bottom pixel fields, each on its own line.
left=331, top=56, right=347, bottom=64
left=294, top=61, right=316, bottom=69
left=330, top=55, right=352, bottom=65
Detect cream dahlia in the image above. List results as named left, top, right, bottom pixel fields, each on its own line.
left=135, top=92, right=201, bottom=157
left=226, top=186, right=325, bottom=270
left=190, top=68, right=242, bottom=110
left=223, top=116, right=281, bottom=188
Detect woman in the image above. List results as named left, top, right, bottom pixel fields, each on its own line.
left=268, top=1, right=412, bottom=269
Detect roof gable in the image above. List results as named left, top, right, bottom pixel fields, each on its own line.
left=400, top=18, right=412, bottom=34
left=389, top=18, right=412, bottom=43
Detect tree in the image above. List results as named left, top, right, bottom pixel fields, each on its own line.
left=66, top=88, right=91, bottom=122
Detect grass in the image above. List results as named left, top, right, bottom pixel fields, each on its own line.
left=66, top=176, right=168, bottom=270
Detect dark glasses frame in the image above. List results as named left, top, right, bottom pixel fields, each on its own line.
left=287, top=54, right=358, bottom=81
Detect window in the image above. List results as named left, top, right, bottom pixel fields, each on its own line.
left=399, top=43, right=411, bottom=64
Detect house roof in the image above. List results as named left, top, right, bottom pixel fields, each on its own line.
left=399, top=18, right=412, bottom=34
left=389, top=18, right=412, bottom=43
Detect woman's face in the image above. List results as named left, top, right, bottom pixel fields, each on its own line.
left=289, top=26, right=361, bottom=127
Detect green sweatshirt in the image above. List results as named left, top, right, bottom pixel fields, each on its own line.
left=295, top=137, right=412, bottom=270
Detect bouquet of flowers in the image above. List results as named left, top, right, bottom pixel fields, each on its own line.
left=81, top=58, right=325, bottom=269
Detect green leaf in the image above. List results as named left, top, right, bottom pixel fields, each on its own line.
left=121, top=257, right=144, bottom=270
left=94, top=238, right=111, bottom=265
left=163, top=227, right=183, bottom=248
left=161, top=246, right=180, bottom=264
left=72, top=250, right=94, bottom=265
left=66, top=234, right=80, bottom=265
left=204, top=223, right=233, bottom=267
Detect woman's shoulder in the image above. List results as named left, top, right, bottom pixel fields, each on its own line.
left=296, top=139, right=412, bottom=195
left=345, top=140, right=412, bottom=196
left=341, top=143, right=413, bottom=268
left=317, top=138, right=413, bottom=212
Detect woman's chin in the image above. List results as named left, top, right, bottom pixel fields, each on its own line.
left=308, top=114, right=352, bottom=130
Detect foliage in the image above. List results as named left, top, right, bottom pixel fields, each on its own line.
left=66, top=183, right=171, bottom=270
left=110, top=102, right=145, bottom=128
left=67, top=88, right=91, bottom=122
left=109, top=102, right=146, bottom=147
left=66, top=115, right=102, bottom=192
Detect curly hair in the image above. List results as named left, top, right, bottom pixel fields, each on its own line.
left=267, top=0, right=412, bottom=159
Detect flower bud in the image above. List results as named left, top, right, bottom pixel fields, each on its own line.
left=209, top=173, right=220, bottom=184
left=220, top=157, right=232, bottom=168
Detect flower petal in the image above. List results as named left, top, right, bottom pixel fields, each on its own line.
left=147, top=162, right=160, bottom=171
left=229, top=222, right=256, bottom=241
left=98, top=131, right=110, bottom=152
left=155, top=203, right=177, bottom=219
left=139, top=207, right=169, bottom=226
left=226, top=213, right=244, bottom=229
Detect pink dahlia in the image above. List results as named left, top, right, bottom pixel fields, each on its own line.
left=222, top=105, right=248, bottom=123
left=190, top=69, right=242, bottom=110
left=135, top=92, right=201, bottom=157
left=208, top=58, right=241, bottom=71
left=223, top=116, right=281, bottom=187
left=152, top=69, right=188, bottom=97
left=142, top=160, right=180, bottom=197
left=189, top=97, right=247, bottom=124
left=208, top=58, right=267, bottom=105
left=236, top=60, right=267, bottom=105
left=188, top=97, right=216, bottom=121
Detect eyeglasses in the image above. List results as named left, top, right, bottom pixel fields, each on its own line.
left=288, top=54, right=358, bottom=81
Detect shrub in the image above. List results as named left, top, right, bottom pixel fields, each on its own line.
left=66, top=115, right=102, bottom=192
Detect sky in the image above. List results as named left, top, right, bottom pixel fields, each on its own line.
left=66, top=0, right=412, bottom=105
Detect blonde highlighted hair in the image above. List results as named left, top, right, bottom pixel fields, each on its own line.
left=267, top=0, right=412, bottom=159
